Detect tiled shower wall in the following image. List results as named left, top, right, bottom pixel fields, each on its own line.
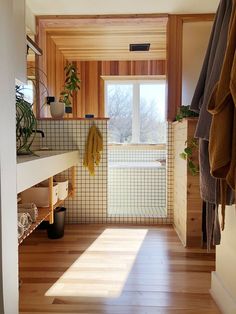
left=35, top=119, right=173, bottom=224
left=108, top=148, right=167, bottom=217
left=108, top=149, right=166, bottom=162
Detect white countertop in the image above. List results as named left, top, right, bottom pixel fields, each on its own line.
left=17, top=150, right=70, bottom=164
left=17, top=150, right=80, bottom=193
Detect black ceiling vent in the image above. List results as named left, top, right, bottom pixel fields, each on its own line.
left=129, top=43, right=150, bottom=52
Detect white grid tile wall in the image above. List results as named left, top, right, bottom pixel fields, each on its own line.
left=108, top=149, right=167, bottom=217
left=35, top=119, right=173, bottom=224
left=108, top=150, right=166, bottom=162
left=108, top=167, right=167, bottom=217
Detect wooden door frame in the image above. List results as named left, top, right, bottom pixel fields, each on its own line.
left=166, top=14, right=214, bottom=121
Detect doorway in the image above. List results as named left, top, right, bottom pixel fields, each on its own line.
left=105, top=79, right=167, bottom=218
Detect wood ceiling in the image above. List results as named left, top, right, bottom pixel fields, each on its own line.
left=38, top=17, right=168, bottom=61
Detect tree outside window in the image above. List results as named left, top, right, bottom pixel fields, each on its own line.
left=106, top=81, right=166, bottom=144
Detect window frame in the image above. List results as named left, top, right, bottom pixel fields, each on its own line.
left=105, top=78, right=166, bottom=144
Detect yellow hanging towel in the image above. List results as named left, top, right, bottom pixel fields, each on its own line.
left=83, top=125, right=103, bottom=175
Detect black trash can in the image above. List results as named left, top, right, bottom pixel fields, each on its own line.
left=47, top=207, right=66, bottom=239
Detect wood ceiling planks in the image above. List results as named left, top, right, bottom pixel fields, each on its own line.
left=38, top=16, right=167, bottom=61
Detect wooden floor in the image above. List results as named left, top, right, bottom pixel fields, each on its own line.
left=19, top=225, right=220, bottom=314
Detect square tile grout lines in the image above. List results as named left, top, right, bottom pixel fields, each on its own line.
left=36, top=120, right=173, bottom=225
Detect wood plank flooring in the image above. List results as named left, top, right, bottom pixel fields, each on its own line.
left=19, top=225, right=220, bottom=314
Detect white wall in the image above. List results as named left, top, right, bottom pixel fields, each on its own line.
left=14, top=0, right=26, bottom=84
left=182, top=21, right=213, bottom=106
left=26, top=0, right=220, bottom=15
left=211, top=205, right=236, bottom=314
left=26, top=4, right=36, bottom=34
left=0, top=0, right=22, bottom=313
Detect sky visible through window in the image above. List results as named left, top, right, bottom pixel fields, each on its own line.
left=106, top=81, right=166, bottom=144
left=140, top=83, right=166, bottom=121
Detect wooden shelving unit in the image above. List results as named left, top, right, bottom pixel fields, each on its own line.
left=18, top=208, right=50, bottom=245
left=18, top=166, right=76, bottom=245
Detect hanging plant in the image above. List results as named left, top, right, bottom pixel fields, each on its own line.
left=179, top=137, right=199, bottom=176
left=16, top=85, right=37, bottom=155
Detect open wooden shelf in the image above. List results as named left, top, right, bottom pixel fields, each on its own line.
left=18, top=208, right=50, bottom=245
left=18, top=189, right=74, bottom=245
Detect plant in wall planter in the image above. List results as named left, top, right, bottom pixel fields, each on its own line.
left=50, top=63, right=81, bottom=118
left=175, top=105, right=199, bottom=122
left=179, top=137, right=199, bottom=176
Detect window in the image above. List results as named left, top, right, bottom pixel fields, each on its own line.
left=22, top=80, right=34, bottom=104
left=105, top=80, right=166, bottom=144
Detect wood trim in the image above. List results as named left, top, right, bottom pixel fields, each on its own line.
left=36, top=14, right=169, bottom=21
left=101, top=75, right=166, bottom=81
left=72, top=61, right=78, bottom=118
left=71, top=166, right=76, bottom=198
left=49, top=176, right=54, bottom=224
left=27, top=35, right=43, bottom=56
left=99, top=73, right=105, bottom=118
left=179, top=13, right=215, bottom=22
left=166, top=14, right=215, bottom=122
left=166, top=15, right=183, bottom=122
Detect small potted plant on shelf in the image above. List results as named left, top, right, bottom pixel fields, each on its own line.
left=50, top=63, right=81, bottom=118
left=60, top=63, right=81, bottom=114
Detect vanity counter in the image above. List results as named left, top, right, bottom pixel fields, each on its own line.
left=17, top=150, right=79, bottom=193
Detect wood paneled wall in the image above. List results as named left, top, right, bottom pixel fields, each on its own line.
left=173, top=118, right=202, bottom=247
left=75, top=60, right=166, bottom=118
left=37, top=34, right=166, bottom=118
left=36, top=14, right=215, bottom=119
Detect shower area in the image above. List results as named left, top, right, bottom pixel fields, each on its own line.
left=106, top=80, right=167, bottom=218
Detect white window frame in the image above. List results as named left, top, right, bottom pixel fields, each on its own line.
left=105, top=79, right=166, bottom=144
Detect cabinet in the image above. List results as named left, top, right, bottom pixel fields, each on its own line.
left=173, top=118, right=202, bottom=247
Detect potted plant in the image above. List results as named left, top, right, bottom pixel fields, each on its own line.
left=60, top=63, right=81, bottom=114
left=49, top=63, right=80, bottom=118
left=175, top=105, right=199, bottom=122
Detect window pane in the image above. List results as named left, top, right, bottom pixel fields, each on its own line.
left=107, top=84, right=133, bottom=143
left=140, top=83, right=166, bottom=144
left=22, top=80, right=34, bottom=104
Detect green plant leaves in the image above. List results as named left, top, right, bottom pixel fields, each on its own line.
left=60, top=63, right=81, bottom=108
left=175, top=105, right=199, bottom=122
left=179, top=136, right=199, bottom=176
left=184, top=147, right=192, bottom=155
left=179, top=152, right=187, bottom=160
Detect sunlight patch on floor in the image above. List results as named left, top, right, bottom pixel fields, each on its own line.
left=45, top=228, right=147, bottom=298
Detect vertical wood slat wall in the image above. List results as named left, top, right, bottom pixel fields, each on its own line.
left=37, top=33, right=166, bottom=118
left=76, top=59, right=166, bottom=118
left=173, top=118, right=202, bottom=247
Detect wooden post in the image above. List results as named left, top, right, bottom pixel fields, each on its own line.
left=49, top=176, right=54, bottom=224
left=71, top=166, right=76, bottom=198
